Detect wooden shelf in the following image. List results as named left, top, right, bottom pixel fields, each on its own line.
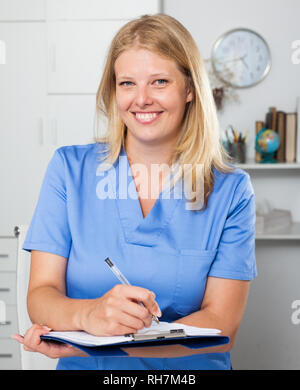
left=255, top=222, right=300, bottom=240
left=236, top=161, right=300, bottom=170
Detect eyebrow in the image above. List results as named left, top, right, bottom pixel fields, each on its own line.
left=116, top=73, right=170, bottom=80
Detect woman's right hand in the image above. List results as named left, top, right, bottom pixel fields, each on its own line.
left=13, top=324, right=88, bottom=359
left=81, top=284, right=162, bottom=336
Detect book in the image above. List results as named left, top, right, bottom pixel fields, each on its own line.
left=270, top=106, right=277, bottom=131
left=265, top=111, right=272, bottom=130
left=269, top=107, right=277, bottom=159
left=255, top=121, right=264, bottom=162
left=41, top=321, right=230, bottom=357
left=297, top=97, right=300, bottom=163
left=276, top=111, right=286, bottom=162
left=285, top=113, right=297, bottom=163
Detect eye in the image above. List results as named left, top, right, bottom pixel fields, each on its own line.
left=155, top=79, right=168, bottom=86
left=119, top=81, right=133, bottom=86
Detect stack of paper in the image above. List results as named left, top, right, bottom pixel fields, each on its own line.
left=46, top=322, right=221, bottom=347
left=256, top=208, right=292, bottom=234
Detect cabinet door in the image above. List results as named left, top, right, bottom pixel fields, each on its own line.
left=0, top=238, right=17, bottom=272
left=0, top=23, right=49, bottom=236
left=0, top=0, right=45, bottom=21
left=47, top=20, right=125, bottom=94
left=0, top=339, right=21, bottom=369
left=46, top=95, right=108, bottom=146
left=0, top=305, right=18, bottom=338
left=46, top=0, right=160, bottom=20
left=0, top=273, right=16, bottom=305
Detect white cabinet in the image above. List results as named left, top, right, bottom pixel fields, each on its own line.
left=237, top=163, right=300, bottom=227
left=0, top=238, right=17, bottom=272
left=46, top=0, right=161, bottom=20
left=0, top=2, right=161, bottom=234
left=47, top=95, right=104, bottom=146
left=231, top=164, right=300, bottom=370
left=0, top=22, right=50, bottom=236
left=0, top=236, right=21, bottom=370
left=47, top=20, right=125, bottom=94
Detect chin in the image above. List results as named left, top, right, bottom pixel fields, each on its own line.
left=133, top=132, right=169, bottom=146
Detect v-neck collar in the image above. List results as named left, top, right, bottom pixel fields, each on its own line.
left=111, top=147, right=181, bottom=247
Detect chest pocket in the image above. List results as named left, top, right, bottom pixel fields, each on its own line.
left=173, top=249, right=217, bottom=316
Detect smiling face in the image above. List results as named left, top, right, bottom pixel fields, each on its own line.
left=114, top=48, right=193, bottom=147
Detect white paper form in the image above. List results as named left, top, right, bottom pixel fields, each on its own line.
left=46, top=322, right=221, bottom=347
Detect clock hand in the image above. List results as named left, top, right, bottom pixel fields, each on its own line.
left=220, top=56, right=243, bottom=64
left=241, top=57, right=249, bottom=69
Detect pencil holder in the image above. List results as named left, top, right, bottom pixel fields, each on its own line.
left=223, top=141, right=246, bottom=164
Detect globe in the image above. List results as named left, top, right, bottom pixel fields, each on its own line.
left=255, top=128, right=280, bottom=163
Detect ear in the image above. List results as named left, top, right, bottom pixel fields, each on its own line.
left=186, top=88, right=194, bottom=103
left=185, top=78, right=194, bottom=103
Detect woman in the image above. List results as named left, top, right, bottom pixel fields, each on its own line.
left=13, top=13, right=256, bottom=370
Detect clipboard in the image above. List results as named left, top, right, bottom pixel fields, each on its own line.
left=41, top=324, right=230, bottom=357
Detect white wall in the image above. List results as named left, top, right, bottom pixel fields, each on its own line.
left=164, top=0, right=300, bottom=370
left=164, top=0, right=300, bottom=161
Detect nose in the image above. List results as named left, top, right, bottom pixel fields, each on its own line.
left=135, top=85, right=153, bottom=107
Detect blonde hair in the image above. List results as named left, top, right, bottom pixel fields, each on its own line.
left=94, top=13, right=234, bottom=210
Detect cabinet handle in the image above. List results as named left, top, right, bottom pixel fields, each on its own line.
left=0, top=288, right=10, bottom=292
left=49, top=44, right=56, bottom=72
left=0, top=254, right=9, bottom=258
left=38, top=117, right=44, bottom=146
left=0, top=321, right=11, bottom=326
left=0, top=40, right=6, bottom=65
left=0, top=354, right=13, bottom=358
left=51, top=118, right=58, bottom=145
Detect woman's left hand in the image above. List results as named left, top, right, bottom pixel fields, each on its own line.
left=12, top=324, right=88, bottom=359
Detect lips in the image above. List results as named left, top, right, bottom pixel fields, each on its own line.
left=131, top=111, right=163, bottom=125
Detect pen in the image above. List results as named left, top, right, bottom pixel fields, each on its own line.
left=229, top=126, right=237, bottom=142
left=104, top=257, right=160, bottom=325
left=243, top=130, right=249, bottom=142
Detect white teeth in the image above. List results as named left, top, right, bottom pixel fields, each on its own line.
left=135, top=112, right=159, bottom=121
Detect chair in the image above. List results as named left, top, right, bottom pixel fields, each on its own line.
left=15, top=225, right=58, bottom=370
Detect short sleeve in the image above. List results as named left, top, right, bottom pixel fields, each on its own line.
left=22, top=148, right=72, bottom=259
left=208, top=173, right=257, bottom=280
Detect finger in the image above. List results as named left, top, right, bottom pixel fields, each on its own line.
left=109, top=323, right=139, bottom=336
left=12, top=334, right=35, bottom=352
left=117, top=285, right=161, bottom=316
left=12, top=334, right=24, bottom=343
left=31, top=326, right=52, bottom=347
left=122, top=299, right=152, bottom=323
left=113, top=308, right=145, bottom=331
left=23, top=324, right=52, bottom=352
left=152, top=301, right=162, bottom=318
left=23, top=324, right=46, bottom=343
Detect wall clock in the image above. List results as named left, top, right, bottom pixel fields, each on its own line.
left=211, top=28, right=271, bottom=89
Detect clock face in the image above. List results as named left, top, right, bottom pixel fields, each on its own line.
left=211, top=28, right=271, bottom=88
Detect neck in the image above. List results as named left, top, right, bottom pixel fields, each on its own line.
left=124, top=134, right=176, bottom=168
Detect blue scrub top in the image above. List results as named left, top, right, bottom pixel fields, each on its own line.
left=23, top=142, right=257, bottom=370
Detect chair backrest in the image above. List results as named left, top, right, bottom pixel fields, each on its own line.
left=16, top=225, right=57, bottom=370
